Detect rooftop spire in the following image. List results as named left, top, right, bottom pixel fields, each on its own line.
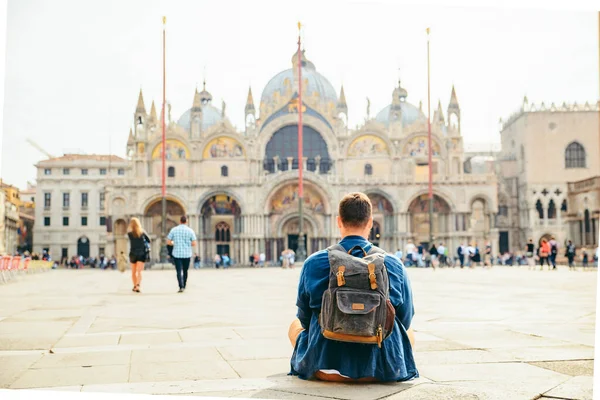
left=136, top=89, right=146, bottom=113
left=338, top=85, right=347, bottom=106
left=337, top=85, right=348, bottom=115
left=127, top=127, right=134, bottom=145
left=437, top=100, right=445, bottom=123
left=245, top=87, right=255, bottom=114
left=448, top=85, right=459, bottom=109
left=149, top=101, right=157, bottom=121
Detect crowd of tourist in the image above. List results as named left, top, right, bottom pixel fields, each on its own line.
left=395, top=238, right=599, bottom=270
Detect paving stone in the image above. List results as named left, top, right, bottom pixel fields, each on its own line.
left=544, top=376, right=594, bottom=400
left=228, top=358, right=291, bottom=378
left=118, top=331, right=182, bottom=345
left=131, top=347, right=224, bottom=364
left=53, top=334, right=121, bottom=348
left=529, top=360, right=594, bottom=376
left=217, top=340, right=293, bottom=361
left=0, top=354, right=44, bottom=388
left=10, top=365, right=130, bottom=389
left=32, top=350, right=131, bottom=368
left=129, top=360, right=239, bottom=382
left=488, top=344, right=595, bottom=362
left=414, top=349, right=515, bottom=365
left=419, top=361, right=569, bottom=384
left=178, top=327, right=243, bottom=342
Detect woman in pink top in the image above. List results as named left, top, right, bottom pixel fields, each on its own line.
left=539, top=238, right=551, bottom=271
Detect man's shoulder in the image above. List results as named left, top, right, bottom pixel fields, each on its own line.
left=304, top=249, right=329, bottom=266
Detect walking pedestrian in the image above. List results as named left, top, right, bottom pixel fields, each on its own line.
left=127, top=217, right=150, bottom=293
left=214, top=254, right=222, bottom=269
left=259, top=252, right=266, bottom=267
left=429, top=243, right=438, bottom=270
left=565, top=240, right=576, bottom=269
left=484, top=241, right=492, bottom=268
left=167, top=216, right=197, bottom=293
left=193, top=254, right=201, bottom=269
left=437, top=242, right=446, bottom=266
left=582, top=248, right=589, bottom=269
left=525, top=238, right=536, bottom=270
left=549, top=236, right=558, bottom=270
left=222, top=253, right=231, bottom=268
left=539, top=238, right=551, bottom=271
left=457, top=243, right=465, bottom=268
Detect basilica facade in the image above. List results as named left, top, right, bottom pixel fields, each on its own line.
left=105, top=50, right=498, bottom=264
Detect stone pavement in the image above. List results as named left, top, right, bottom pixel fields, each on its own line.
left=0, top=265, right=596, bottom=400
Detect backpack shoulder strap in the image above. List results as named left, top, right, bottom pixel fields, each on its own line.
left=326, top=244, right=346, bottom=253
left=366, top=245, right=386, bottom=255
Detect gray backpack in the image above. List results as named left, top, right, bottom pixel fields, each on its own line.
left=319, top=243, right=395, bottom=348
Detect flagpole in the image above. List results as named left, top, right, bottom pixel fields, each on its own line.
left=296, top=21, right=307, bottom=263
left=427, top=27, right=434, bottom=248
left=160, top=16, right=168, bottom=263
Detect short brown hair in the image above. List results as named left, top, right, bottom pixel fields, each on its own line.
left=339, top=192, right=372, bottom=228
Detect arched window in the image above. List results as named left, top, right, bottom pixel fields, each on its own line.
left=167, top=166, right=175, bottom=178
left=535, top=199, right=543, bottom=219
left=364, top=164, right=373, bottom=175
left=565, top=142, right=586, bottom=168
left=561, top=199, right=567, bottom=212
left=215, top=221, right=231, bottom=242
left=264, top=124, right=331, bottom=174
left=221, top=165, right=228, bottom=177
left=547, top=199, right=556, bottom=219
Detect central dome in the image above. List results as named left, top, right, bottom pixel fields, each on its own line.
left=177, top=104, right=222, bottom=132
left=260, top=50, right=338, bottom=107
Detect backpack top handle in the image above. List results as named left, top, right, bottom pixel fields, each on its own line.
left=347, top=245, right=368, bottom=258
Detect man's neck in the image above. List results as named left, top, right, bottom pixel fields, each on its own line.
left=341, top=233, right=368, bottom=240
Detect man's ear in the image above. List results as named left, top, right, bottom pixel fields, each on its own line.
left=367, top=216, right=374, bottom=231
left=337, top=216, right=343, bottom=230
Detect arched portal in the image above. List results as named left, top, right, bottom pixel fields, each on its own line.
left=408, top=194, right=451, bottom=247
left=144, top=198, right=187, bottom=261
left=77, top=237, right=90, bottom=258
left=199, top=194, right=242, bottom=265
left=280, top=217, right=316, bottom=256
left=144, top=199, right=186, bottom=236
left=265, top=181, right=329, bottom=263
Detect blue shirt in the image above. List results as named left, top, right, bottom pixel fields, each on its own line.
left=167, top=224, right=197, bottom=259
left=290, top=236, right=418, bottom=381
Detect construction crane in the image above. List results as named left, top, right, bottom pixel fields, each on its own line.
left=25, top=138, right=55, bottom=159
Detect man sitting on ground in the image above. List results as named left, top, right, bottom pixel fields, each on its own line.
left=289, top=192, right=417, bottom=382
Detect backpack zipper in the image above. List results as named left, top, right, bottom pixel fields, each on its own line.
left=376, top=325, right=383, bottom=348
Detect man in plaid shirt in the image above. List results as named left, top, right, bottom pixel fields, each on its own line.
left=167, top=216, right=197, bottom=293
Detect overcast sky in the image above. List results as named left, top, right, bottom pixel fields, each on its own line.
left=1, top=0, right=598, bottom=189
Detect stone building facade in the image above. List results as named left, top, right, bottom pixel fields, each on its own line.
left=33, top=155, right=128, bottom=259
left=105, top=50, right=498, bottom=264
left=566, top=176, right=599, bottom=248
left=497, top=97, right=599, bottom=251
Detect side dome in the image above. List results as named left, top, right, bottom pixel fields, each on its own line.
left=260, top=50, right=338, bottom=107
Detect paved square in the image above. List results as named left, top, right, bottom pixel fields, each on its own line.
left=0, top=266, right=596, bottom=399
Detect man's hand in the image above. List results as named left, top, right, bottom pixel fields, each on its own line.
left=167, top=240, right=173, bottom=246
